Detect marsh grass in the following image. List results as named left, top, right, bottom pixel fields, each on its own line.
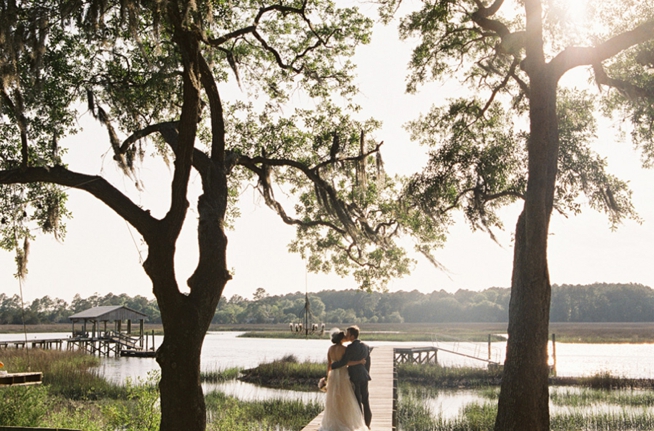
left=205, top=390, right=322, bottom=431
left=399, top=383, right=654, bottom=431
left=240, top=355, right=327, bottom=391
left=399, top=363, right=502, bottom=388
left=551, top=387, right=654, bottom=407
left=0, top=349, right=125, bottom=399
left=552, top=371, right=654, bottom=390
left=202, top=366, right=242, bottom=383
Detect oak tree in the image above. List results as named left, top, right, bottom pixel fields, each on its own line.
left=382, top=0, right=654, bottom=429
left=0, top=0, right=425, bottom=429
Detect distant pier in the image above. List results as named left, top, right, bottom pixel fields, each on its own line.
left=0, top=305, right=157, bottom=357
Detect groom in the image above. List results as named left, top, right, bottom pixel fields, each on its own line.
left=330, top=325, right=372, bottom=428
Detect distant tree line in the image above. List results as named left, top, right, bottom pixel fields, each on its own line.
left=0, top=293, right=160, bottom=325
left=1, top=283, right=653, bottom=326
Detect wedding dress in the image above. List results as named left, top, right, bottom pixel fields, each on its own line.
left=318, top=366, right=368, bottom=431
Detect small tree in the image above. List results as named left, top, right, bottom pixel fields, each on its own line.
left=379, top=0, right=654, bottom=429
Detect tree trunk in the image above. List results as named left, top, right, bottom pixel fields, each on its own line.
left=144, top=160, right=228, bottom=431
left=157, top=317, right=208, bottom=431
left=494, top=67, right=559, bottom=430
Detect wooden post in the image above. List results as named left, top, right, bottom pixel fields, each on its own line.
left=151, top=330, right=155, bottom=351
left=127, top=320, right=132, bottom=335
left=488, top=334, right=492, bottom=361
left=552, top=333, right=557, bottom=377
left=140, top=320, right=144, bottom=348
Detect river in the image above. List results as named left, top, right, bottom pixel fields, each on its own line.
left=3, top=331, right=654, bottom=414
left=3, top=331, right=654, bottom=381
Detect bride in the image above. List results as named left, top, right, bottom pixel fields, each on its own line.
left=319, top=329, right=368, bottom=431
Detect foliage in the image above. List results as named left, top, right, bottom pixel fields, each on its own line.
left=0, top=291, right=159, bottom=324
left=102, top=371, right=161, bottom=431
left=402, top=90, right=638, bottom=239
left=0, top=385, right=50, bottom=427
left=44, top=408, right=106, bottom=431
left=4, top=282, right=654, bottom=326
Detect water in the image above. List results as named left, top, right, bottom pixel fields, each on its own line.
left=204, top=380, right=325, bottom=404
left=3, top=331, right=654, bottom=412
left=4, top=332, right=654, bottom=380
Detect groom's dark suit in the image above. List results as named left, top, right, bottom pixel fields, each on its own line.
left=331, top=339, right=372, bottom=427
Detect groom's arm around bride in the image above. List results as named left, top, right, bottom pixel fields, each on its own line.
left=330, top=325, right=372, bottom=428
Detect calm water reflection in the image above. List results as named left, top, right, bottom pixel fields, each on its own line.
left=204, top=380, right=325, bottom=404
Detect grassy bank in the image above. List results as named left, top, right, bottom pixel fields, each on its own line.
left=239, top=354, right=327, bottom=391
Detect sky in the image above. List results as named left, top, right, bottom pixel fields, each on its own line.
left=2, top=3, right=654, bottom=305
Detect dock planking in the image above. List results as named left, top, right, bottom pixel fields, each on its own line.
left=301, top=345, right=396, bottom=431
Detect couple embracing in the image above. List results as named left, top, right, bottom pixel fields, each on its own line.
left=319, top=325, right=372, bottom=431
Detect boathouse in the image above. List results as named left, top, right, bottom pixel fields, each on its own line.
left=69, top=305, right=150, bottom=356
left=69, top=305, right=147, bottom=338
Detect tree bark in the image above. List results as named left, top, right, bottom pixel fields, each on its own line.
left=494, top=22, right=559, bottom=428
left=143, top=159, right=229, bottom=431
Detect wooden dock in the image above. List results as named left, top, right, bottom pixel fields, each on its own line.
left=0, top=372, right=43, bottom=387
left=301, top=345, right=396, bottom=431
left=0, top=332, right=156, bottom=358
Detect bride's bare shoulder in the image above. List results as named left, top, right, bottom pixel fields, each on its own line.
left=328, top=344, right=346, bottom=361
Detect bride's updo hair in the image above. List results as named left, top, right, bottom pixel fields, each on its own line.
left=330, top=328, right=345, bottom=344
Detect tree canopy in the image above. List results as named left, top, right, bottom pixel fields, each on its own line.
left=0, top=0, right=427, bottom=429
left=376, top=0, right=654, bottom=429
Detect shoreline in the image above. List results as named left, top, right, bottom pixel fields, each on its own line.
left=2, top=321, right=654, bottom=343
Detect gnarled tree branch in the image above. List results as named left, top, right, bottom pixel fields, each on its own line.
left=0, top=165, right=159, bottom=240
left=593, top=62, right=654, bottom=99
left=549, top=20, right=654, bottom=79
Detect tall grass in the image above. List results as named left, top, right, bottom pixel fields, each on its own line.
left=0, top=385, right=50, bottom=427
left=0, top=349, right=124, bottom=399
left=399, top=363, right=502, bottom=388
left=201, top=366, right=242, bottom=383
left=205, top=390, right=323, bottom=431
left=550, top=387, right=654, bottom=407
left=552, top=371, right=654, bottom=390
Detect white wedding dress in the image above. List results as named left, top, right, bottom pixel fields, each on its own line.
left=318, top=366, right=368, bottom=431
